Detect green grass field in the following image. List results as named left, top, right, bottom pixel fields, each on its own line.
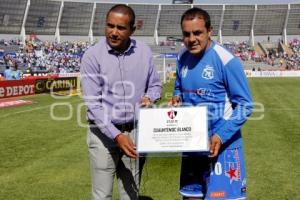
left=0, top=78, right=299, bottom=200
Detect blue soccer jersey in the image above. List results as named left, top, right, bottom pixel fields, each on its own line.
left=175, top=41, right=252, bottom=199
left=173, top=41, right=253, bottom=149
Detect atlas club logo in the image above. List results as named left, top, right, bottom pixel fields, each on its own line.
left=167, top=109, right=177, bottom=119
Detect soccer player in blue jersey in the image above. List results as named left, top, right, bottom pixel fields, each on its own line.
left=169, top=7, right=253, bottom=200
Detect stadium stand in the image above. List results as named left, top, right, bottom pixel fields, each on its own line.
left=129, top=4, right=159, bottom=36
left=158, top=4, right=191, bottom=36
left=0, top=1, right=300, bottom=77
left=0, top=0, right=27, bottom=34
left=1, top=1, right=299, bottom=40
left=59, top=1, right=93, bottom=36
left=93, top=3, right=114, bottom=37
left=25, top=0, right=61, bottom=35
left=287, top=4, right=300, bottom=35
left=255, top=5, right=287, bottom=36
left=193, top=5, right=223, bottom=36
left=221, top=5, right=254, bottom=36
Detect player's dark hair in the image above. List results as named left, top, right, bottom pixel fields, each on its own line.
left=107, top=4, right=136, bottom=29
left=180, top=7, right=211, bottom=30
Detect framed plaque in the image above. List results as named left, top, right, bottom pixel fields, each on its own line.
left=137, top=106, right=208, bottom=153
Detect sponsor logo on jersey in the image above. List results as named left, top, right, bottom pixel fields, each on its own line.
left=210, top=191, right=226, bottom=198
left=202, top=65, right=214, bottom=80
left=181, top=65, right=188, bottom=78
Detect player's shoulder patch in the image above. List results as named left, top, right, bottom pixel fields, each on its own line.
left=213, top=44, right=234, bottom=66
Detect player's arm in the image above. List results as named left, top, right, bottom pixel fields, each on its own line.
left=213, top=58, right=253, bottom=146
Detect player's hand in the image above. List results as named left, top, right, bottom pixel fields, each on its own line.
left=114, top=133, right=137, bottom=159
left=140, top=96, right=152, bottom=108
left=168, top=96, right=181, bottom=107
left=209, top=134, right=222, bottom=158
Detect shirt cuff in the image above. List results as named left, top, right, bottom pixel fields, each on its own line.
left=94, top=119, right=121, bottom=140
left=173, top=91, right=182, bottom=97
left=213, top=133, right=223, bottom=144
left=144, top=94, right=160, bottom=103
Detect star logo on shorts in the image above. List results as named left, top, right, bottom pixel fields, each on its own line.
left=226, top=167, right=239, bottom=183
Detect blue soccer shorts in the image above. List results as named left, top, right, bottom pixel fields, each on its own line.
left=179, top=147, right=247, bottom=200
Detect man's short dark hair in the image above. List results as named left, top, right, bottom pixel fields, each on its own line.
left=107, top=4, right=136, bottom=29
left=180, top=7, right=211, bottom=30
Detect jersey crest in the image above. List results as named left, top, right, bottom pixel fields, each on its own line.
left=202, top=65, right=214, bottom=80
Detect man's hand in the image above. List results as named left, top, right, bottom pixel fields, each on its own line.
left=140, top=96, right=152, bottom=107
left=168, top=96, right=181, bottom=107
left=114, top=133, right=138, bottom=159
left=209, top=134, right=222, bottom=158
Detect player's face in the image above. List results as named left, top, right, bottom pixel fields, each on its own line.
left=105, top=12, right=134, bottom=52
left=181, top=17, right=212, bottom=56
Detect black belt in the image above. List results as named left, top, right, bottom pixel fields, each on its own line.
left=88, top=120, right=135, bottom=132
left=114, top=122, right=135, bottom=132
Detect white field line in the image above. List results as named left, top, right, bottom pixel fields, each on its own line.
left=0, top=99, right=82, bottom=119
left=0, top=105, right=51, bottom=119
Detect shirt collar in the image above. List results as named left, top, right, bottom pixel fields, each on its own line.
left=106, top=39, right=136, bottom=56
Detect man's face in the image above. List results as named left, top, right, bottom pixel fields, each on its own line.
left=181, top=17, right=212, bottom=56
left=105, top=12, right=134, bottom=52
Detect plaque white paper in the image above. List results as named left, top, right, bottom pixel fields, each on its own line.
left=137, top=106, right=208, bottom=153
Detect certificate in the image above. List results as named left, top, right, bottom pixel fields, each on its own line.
left=137, top=106, right=209, bottom=153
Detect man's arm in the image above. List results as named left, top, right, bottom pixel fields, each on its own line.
left=214, top=58, right=253, bottom=145
left=80, top=52, right=120, bottom=140
left=114, top=134, right=137, bottom=159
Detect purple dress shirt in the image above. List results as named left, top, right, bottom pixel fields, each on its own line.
left=80, top=38, right=162, bottom=139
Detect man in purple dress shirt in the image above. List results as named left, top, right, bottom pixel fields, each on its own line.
left=80, top=4, right=162, bottom=200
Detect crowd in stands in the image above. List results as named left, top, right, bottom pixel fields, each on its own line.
left=1, top=37, right=300, bottom=80
left=0, top=39, right=22, bottom=46
left=286, top=39, right=300, bottom=70
left=224, top=39, right=300, bottom=70
left=223, top=41, right=255, bottom=61
left=0, top=38, right=91, bottom=79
